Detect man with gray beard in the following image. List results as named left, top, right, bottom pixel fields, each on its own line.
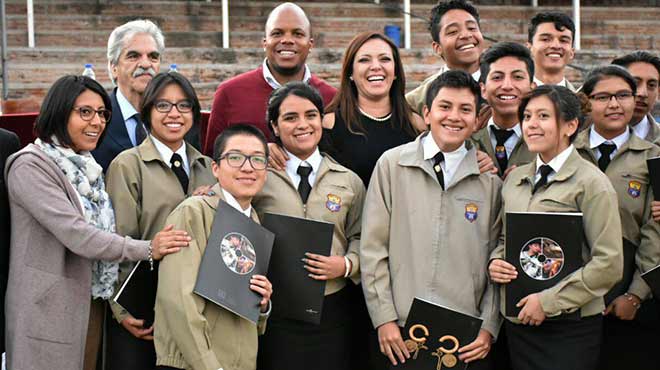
left=92, top=19, right=163, bottom=172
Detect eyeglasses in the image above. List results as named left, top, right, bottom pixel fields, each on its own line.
left=218, top=152, right=268, bottom=170
left=588, top=91, right=634, bottom=104
left=154, top=100, right=193, bottom=113
left=74, top=106, right=111, bottom=122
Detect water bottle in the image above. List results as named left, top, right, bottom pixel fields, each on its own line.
left=169, top=63, right=178, bottom=73
left=82, top=64, right=96, bottom=80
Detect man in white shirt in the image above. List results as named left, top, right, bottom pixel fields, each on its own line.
left=612, top=51, right=660, bottom=146
left=526, top=12, right=577, bottom=91
left=93, top=19, right=164, bottom=172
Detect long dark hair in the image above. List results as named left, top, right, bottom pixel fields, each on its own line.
left=35, top=75, right=111, bottom=148
left=325, top=31, right=416, bottom=137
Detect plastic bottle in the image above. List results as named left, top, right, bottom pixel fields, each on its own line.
left=82, top=64, right=96, bottom=80
left=169, top=63, right=178, bottom=73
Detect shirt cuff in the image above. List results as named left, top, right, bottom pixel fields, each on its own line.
left=260, top=300, right=272, bottom=317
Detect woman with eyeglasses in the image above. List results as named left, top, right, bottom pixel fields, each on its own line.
left=252, top=82, right=365, bottom=370
left=571, top=66, right=660, bottom=370
left=488, top=85, right=623, bottom=370
left=104, top=72, right=215, bottom=370
left=3, top=75, right=189, bottom=370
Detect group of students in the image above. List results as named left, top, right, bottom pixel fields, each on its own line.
left=2, top=1, right=660, bottom=370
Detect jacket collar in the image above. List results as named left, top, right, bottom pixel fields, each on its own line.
left=398, top=132, right=480, bottom=189
left=137, top=136, right=208, bottom=169
left=268, top=153, right=347, bottom=189
left=518, top=146, right=580, bottom=187
left=574, top=127, right=653, bottom=161
left=202, top=183, right=259, bottom=222
left=103, top=88, right=132, bottom=150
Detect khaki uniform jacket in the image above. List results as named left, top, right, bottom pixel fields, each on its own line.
left=252, top=154, right=365, bottom=295
left=471, top=124, right=535, bottom=175
left=574, top=129, right=660, bottom=300
left=106, top=137, right=215, bottom=322
left=492, top=148, right=623, bottom=322
left=154, top=184, right=268, bottom=370
left=360, top=133, right=503, bottom=337
left=405, top=67, right=448, bottom=116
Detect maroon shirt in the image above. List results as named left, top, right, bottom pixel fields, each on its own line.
left=202, top=66, right=336, bottom=156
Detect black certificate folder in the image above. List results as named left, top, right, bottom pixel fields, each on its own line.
left=648, top=156, right=660, bottom=201
left=194, top=200, right=274, bottom=325
left=261, top=212, right=334, bottom=324
left=113, top=260, right=158, bottom=327
left=641, top=264, right=660, bottom=299
left=400, top=298, right=482, bottom=370
left=505, top=212, right=583, bottom=317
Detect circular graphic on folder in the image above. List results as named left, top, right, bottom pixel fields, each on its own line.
left=220, top=232, right=256, bottom=275
left=519, top=237, right=564, bottom=281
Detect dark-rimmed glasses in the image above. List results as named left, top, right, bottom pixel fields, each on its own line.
left=74, top=106, right=111, bottom=122
left=218, top=152, right=268, bottom=170
left=588, top=91, right=634, bottom=104
left=154, top=100, right=193, bottom=113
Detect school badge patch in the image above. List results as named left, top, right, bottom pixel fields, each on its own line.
left=495, top=145, right=507, bottom=160
left=627, top=180, right=641, bottom=198
left=465, top=203, right=478, bottom=223
left=326, top=194, right=342, bottom=212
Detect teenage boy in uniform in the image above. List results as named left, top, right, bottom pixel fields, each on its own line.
left=406, top=0, right=485, bottom=116
left=526, top=12, right=577, bottom=90
left=361, top=70, right=501, bottom=370
left=472, top=42, right=536, bottom=178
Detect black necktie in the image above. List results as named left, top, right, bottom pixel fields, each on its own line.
left=597, top=143, right=617, bottom=172
left=433, top=152, right=445, bottom=190
left=491, top=126, right=515, bottom=176
left=297, top=165, right=312, bottom=204
left=533, top=164, right=553, bottom=193
left=170, top=153, right=189, bottom=193
left=133, top=114, right=147, bottom=145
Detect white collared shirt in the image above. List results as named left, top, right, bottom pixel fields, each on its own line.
left=534, top=144, right=574, bottom=183
left=150, top=135, right=190, bottom=175
left=262, top=59, right=312, bottom=89
left=116, top=88, right=140, bottom=146
left=589, top=127, right=630, bottom=161
left=631, top=115, right=651, bottom=142
left=422, top=134, right=468, bottom=186
left=284, top=148, right=322, bottom=189
left=533, top=76, right=569, bottom=88
left=487, top=117, right=522, bottom=158
left=221, top=188, right=252, bottom=217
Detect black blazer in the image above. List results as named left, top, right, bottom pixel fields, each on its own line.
left=0, top=128, right=21, bottom=353
left=92, top=88, right=133, bottom=172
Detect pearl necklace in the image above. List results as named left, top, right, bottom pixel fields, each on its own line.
left=358, top=107, right=392, bottom=122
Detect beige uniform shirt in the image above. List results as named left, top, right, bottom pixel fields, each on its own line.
left=252, top=154, right=365, bottom=295
left=154, top=184, right=268, bottom=370
left=105, top=137, right=215, bottom=322
left=471, top=124, right=535, bottom=175
left=574, top=129, right=660, bottom=300
left=361, top=133, right=503, bottom=337
left=492, top=148, right=623, bottom=321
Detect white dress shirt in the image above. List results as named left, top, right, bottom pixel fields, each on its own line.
left=284, top=148, right=323, bottom=188
left=221, top=188, right=252, bottom=217
left=533, top=76, right=569, bottom=88
left=150, top=135, right=190, bottom=175
left=422, top=133, right=469, bottom=186
left=487, top=117, right=522, bottom=158
left=262, top=59, right=312, bottom=89
left=631, top=115, right=651, bottom=142
left=116, top=88, right=140, bottom=146
left=534, top=144, right=574, bottom=184
left=589, top=127, right=630, bottom=161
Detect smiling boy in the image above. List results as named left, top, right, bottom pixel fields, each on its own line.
left=361, top=70, right=501, bottom=370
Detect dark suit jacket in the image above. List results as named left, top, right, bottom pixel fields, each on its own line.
left=92, top=88, right=133, bottom=172
left=0, top=128, right=21, bottom=353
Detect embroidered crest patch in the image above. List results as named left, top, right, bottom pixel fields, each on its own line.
left=465, top=203, right=478, bottom=223
left=326, top=194, right=342, bottom=212
left=627, top=180, right=641, bottom=198
left=495, top=145, right=507, bottom=160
